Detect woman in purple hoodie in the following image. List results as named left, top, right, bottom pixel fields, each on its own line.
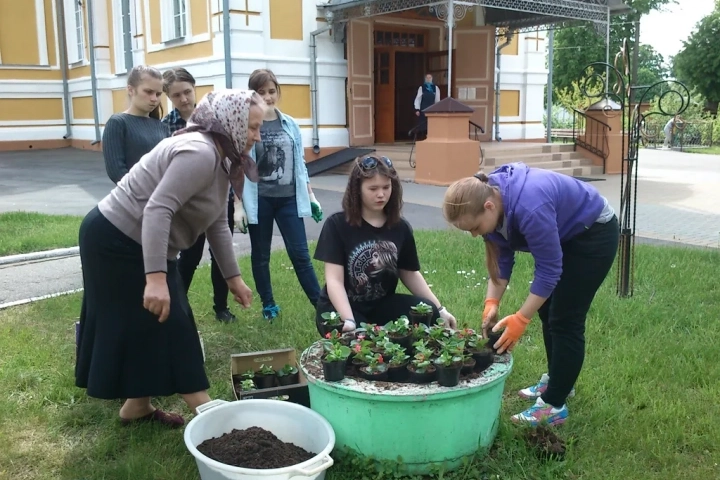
left=443, top=162, right=618, bottom=426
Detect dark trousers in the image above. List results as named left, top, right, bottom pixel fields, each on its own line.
left=314, top=293, right=440, bottom=336
left=539, top=216, right=619, bottom=408
left=247, top=195, right=320, bottom=308
left=177, top=196, right=235, bottom=313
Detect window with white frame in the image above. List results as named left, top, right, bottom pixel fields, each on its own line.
left=161, top=0, right=188, bottom=42
left=64, top=0, right=86, bottom=64
left=74, top=1, right=85, bottom=62
left=113, top=0, right=134, bottom=73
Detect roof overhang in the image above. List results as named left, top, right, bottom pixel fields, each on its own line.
left=323, top=0, right=633, bottom=31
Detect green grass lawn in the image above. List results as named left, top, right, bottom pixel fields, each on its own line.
left=681, top=146, right=720, bottom=156
left=0, top=212, right=83, bottom=256
left=1, top=230, right=719, bottom=479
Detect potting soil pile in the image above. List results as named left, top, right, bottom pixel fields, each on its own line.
left=196, top=426, right=315, bottom=469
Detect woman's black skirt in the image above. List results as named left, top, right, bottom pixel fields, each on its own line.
left=75, top=206, right=209, bottom=399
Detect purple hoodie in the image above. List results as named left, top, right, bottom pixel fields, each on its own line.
left=484, top=162, right=607, bottom=298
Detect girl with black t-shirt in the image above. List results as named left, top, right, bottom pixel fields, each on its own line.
left=313, top=155, right=457, bottom=334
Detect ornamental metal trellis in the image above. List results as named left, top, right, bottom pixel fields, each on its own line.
left=578, top=39, right=690, bottom=298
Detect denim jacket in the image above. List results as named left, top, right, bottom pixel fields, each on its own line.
left=242, top=109, right=311, bottom=224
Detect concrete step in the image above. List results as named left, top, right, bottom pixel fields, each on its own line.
left=551, top=165, right=605, bottom=177
left=480, top=143, right=575, bottom=159
left=483, top=151, right=586, bottom=167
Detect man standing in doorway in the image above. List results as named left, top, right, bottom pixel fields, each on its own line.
left=413, top=73, right=441, bottom=140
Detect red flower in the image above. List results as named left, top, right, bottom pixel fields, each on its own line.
left=378, top=355, right=384, bottom=364
left=354, top=344, right=362, bottom=353
left=325, top=333, right=331, bottom=339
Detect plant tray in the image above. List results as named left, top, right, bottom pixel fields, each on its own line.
left=230, top=348, right=310, bottom=408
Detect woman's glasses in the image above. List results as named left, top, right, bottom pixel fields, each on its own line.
left=358, top=156, right=394, bottom=171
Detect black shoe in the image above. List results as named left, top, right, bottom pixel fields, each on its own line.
left=215, top=308, right=237, bottom=323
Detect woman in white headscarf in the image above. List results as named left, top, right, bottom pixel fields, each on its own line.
left=75, top=90, right=265, bottom=428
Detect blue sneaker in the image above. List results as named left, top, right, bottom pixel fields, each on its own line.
left=519, top=373, right=575, bottom=400
left=262, top=304, right=280, bottom=321
left=511, top=397, right=569, bottom=426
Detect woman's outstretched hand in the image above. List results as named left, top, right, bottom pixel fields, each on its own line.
left=492, top=312, right=531, bottom=354
left=439, top=307, right=457, bottom=329
left=228, top=276, right=253, bottom=308
left=481, top=298, right=499, bottom=338
left=342, top=319, right=357, bottom=333
left=144, top=273, right=171, bottom=323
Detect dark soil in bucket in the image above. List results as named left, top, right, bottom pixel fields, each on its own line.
left=197, top=426, right=315, bottom=469
left=523, top=425, right=567, bottom=461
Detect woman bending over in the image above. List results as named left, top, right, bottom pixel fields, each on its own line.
left=443, top=162, right=618, bottom=426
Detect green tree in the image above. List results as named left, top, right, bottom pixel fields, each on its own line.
left=636, top=45, right=668, bottom=88
left=672, top=9, right=720, bottom=108
left=551, top=0, right=674, bottom=94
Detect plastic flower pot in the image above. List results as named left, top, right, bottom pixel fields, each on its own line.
left=407, top=364, right=436, bottom=384
left=486, top=332, right=502, bottom=353
left=358, top=367, right=388, bottom=382
left=387, top=361, right=410, bottom=382
left=409, top=311, right=433, bottom=326
left=387, top=332, right=412, bottom=350
left=461, top=358, right=476, bottom=375
left=351, top=357, right=367, bottom=368
left=472, top=349, right=494, bottom=373
left=254, top=373, right=277, bottom=390
left=322, top=360, right=345, bottom=382
left=277, top=371, right=300, bottom=386
left=435, top=363, right=462, bottom=387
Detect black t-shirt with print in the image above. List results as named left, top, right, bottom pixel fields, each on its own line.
left=314, top=211, right=421, bottom=315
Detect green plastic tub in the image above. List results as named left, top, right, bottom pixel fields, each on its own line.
left=299, top=342, right=513, bottom=475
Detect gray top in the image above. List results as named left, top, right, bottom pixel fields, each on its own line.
left=102, top=113, right=170, bottom=184
left=255, top=117, right=296, bottom=198
left=98, top=132, right=240, bottom=279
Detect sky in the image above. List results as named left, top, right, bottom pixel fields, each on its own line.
left=639, top=0, right=716, bottom=60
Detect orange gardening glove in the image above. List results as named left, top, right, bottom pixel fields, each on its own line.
left=492, top=312, right=531, bottom=354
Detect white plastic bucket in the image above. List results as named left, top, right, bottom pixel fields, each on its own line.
left=184, top=399, right=335, bottom=480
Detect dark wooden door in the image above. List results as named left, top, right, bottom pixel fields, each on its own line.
left=374, top=50, right=394, bottom=144
left=395, top=51, right=426, bottom=141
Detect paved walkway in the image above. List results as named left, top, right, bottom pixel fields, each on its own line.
left=1, top=146, right=718, bottom=305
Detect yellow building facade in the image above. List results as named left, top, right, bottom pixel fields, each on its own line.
left=0, top=1, right=624, bottom=156
left=0, top=0, right=343, bottom=157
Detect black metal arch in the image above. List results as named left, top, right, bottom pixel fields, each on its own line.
left=577, top=39, right=690, bottom=297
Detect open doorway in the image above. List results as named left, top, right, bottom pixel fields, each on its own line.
left=395, top=52, right=426, bottom=142
left=372, top=27, right=430, bottom=144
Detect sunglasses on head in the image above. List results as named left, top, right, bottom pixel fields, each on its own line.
left=358, top=156, right=394, bottom=171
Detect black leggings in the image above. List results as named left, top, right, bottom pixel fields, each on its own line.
left=177, top=196, right=235, bottom=313
left=539, top=216, right=619, bottom=407
left=314, top=293, right=440, bottom=336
